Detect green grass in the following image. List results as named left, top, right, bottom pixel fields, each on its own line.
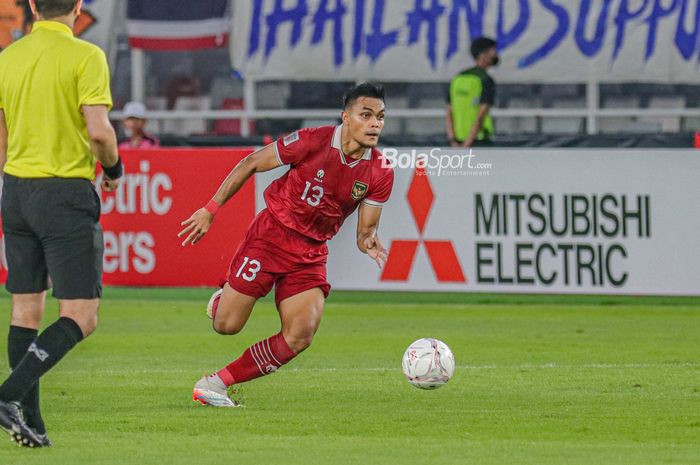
left=0, top=288, right=698, bottom=465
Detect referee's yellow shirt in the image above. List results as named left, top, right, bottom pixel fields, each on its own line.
left=0, top=20, right=112, bottom=180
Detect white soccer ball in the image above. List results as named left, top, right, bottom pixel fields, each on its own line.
left=401, top=338, right=455, bottom=389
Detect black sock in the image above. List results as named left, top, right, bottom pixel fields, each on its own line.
left=0, top=318, right=83, bottom=406
left=8, top=326, right=45, bottom=434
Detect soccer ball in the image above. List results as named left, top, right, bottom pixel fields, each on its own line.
left=401, top=338, right=455, bottom=389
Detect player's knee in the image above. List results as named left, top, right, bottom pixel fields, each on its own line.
left=80, top=314, right=99, bottom=338
left=213, top=318, right=244, bottom=335
left=285, top=333, right=314, bottom=354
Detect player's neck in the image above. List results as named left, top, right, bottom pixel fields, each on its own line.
left=340, top=127, right=366, bottom=160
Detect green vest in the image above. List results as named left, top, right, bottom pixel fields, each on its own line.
left=449, top=69, right=494, bottom=142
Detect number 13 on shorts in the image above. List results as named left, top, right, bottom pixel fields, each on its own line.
left=236, top=256, right=261, bottom=282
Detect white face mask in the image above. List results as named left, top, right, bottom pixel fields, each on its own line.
left=123, top=127, right=133, bottom=138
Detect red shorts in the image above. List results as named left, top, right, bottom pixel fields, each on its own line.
left=227, top=209, right=331, bottom=307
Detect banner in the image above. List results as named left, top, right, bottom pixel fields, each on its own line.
left=127, top=0, right=230, bottom=50
left=295, top=148, right=698, bottom=296
left=78, top=0, right=118, bottom=53
left=231, top=0, right=700, bottom=83
left=0, top=148, right=256, bottom=287
left=98, top=149, right=254, bottom=286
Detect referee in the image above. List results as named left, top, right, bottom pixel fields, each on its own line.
left=0, top=0, right=122, bottom=447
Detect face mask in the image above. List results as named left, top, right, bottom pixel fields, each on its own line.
left=123, top=127, right=133, bottom=138
left=492, top=55, right=500, bottom=66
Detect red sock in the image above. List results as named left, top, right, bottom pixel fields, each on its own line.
left=217, top=332, right=297, bottom=386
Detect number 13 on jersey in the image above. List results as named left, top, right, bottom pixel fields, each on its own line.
left=301, top=181, right=324, bottom=207
left=236, top=256, right=261, bottom=282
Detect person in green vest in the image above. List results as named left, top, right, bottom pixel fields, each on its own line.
left=446, top=37, right=499, bottom=148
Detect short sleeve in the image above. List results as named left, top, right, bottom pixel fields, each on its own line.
left=77, top=48, right=112, bottom=110
left=480, top=76, right=495, bottom=106
left=274, top=127, right=316, bottom=166
left=364, top=167, right=394, bottom=207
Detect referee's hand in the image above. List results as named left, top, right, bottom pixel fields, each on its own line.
left=102, top=177, right=120, bottom=192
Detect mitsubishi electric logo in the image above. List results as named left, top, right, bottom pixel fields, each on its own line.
left=28, top=343, right=49, bottom=362
left=381, top=168, right=466, bottom=283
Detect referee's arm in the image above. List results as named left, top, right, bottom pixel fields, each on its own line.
left=0, top=109, right=6, bottom=172
left=83, top=105, right=118, bottom=167
left=83, top=105, right=120, bottom=191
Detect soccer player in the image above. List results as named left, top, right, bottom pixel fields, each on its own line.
left=0, top=0, right=122, bottom=447
left=179, top=82, right=393, bottom=407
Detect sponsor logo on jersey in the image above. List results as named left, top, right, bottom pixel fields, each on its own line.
left=351, top=180, right=368, bottom=200
left=283, top=131, right=300, bottom=146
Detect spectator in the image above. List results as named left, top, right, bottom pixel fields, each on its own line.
left=446, top=37, right=499, bottom=148
left=119, top=101, right=160, bottom=149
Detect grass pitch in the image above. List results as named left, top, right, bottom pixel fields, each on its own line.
left=0, top=288, right=698, bottom=465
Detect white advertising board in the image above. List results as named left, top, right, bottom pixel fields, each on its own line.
left=257, top=148, right=700, bottom=295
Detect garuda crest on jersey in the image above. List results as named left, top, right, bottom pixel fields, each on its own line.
left=351, top=180, right=368, bottom=200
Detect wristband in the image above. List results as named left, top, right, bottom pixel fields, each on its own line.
left=102, top=156, right=123, bottom=180
left=204, top=199, right=220, bottom=216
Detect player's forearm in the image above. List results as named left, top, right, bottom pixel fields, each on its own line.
left=357, top=226, right=377, bottom=253
left=210, top=144, right=280, bottom=207
left=211, top=156, right=257, bottom=206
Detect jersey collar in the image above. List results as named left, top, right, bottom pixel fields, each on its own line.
left=331, top=125, right=372, bottom=167
left=32, top=21, right=74, bottom=37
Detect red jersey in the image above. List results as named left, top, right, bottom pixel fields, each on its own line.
left=264, top=125, right=394, bottom=242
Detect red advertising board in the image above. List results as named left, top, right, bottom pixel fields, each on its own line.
left=0, top=148, right=256, bottom=287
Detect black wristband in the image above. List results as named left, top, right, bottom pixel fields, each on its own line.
left=103, top=156, right=123, bottom=180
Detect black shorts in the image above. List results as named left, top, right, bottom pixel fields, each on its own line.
left=1, top=174, right=104, bottom=299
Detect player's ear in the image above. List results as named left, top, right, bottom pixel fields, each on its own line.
left=341, top=111, right=348, bottom=124
left=74, top=0, right=83, bottom=16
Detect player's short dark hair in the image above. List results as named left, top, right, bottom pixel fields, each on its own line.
left=470, top=37, right=497, bottom=60
left=343, top=82, right=386, bottom=110
left=33, top=0, right=78, bottom=19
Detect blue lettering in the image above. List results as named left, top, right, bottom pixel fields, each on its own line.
left=575, top=0, right=613, bottom=57
left=446, top=0, right=487, bottom=61
left=366, top=0, right=400, bottom=62
left=519, top=0, right=569, bottom=67
left=407, top=0, right=447, bottom=68
left=312, top=0, right=348, bottom=67
left=613, top=0, right=650, bottom=60
left=645, top=0, right=681, bottom=60
left=248, top=0, right=264, bottom=57
left=497, top=0, right=530, bottom=51
left=265, top=0, right=309, bottom=58
left=353, top=0, right=366, bottom=58
left=675, top=0, right=700, bottom=59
